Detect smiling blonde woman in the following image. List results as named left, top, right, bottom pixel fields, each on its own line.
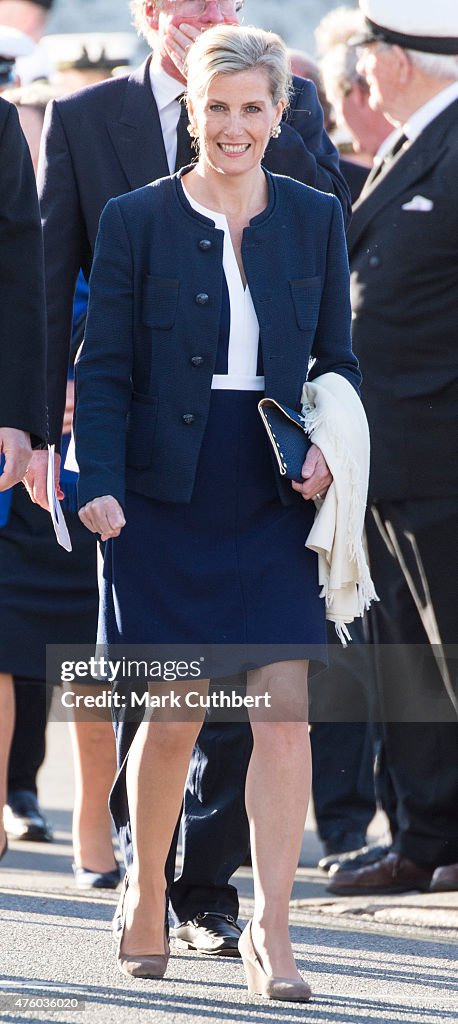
left=75, top=24, right=361, bottom=1000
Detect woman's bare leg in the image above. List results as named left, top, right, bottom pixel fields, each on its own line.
left=246, top=660, right=311, bottom=979
left=0, top=673, right=15, bottom=853
left=68, top=685, right=117, bottom=872
left=122, top=682, right=209, bottom=955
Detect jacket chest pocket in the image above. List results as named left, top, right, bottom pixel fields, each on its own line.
left=142, top=275, right=180, bottom=329
left=289, top=276, right=322, bottom=331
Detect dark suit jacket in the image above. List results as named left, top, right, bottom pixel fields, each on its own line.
left=75, top=170, right=360, bottom=511
left=340, top=157, right=369, bottom=204
left=38, top=57, right=351, bottom=445
left=348, top=99, right=458, bottom=500
left=0, top=97, right=47, bottom=445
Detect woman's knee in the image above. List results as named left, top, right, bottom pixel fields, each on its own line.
left=143, top=718, right=203, bottom=753
left=251, top=719, right=310, bottom=754
left=248, top=660, right=308, bottom=718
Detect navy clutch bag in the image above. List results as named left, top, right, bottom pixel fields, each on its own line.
left=258, top=398, right=311, bottom=483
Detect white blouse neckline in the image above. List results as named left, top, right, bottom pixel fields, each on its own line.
left=182, top=180, right=264, bottom=392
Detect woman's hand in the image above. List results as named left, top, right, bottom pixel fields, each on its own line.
left=291, top=443, right=332, bottom=502
left=78, top=495, right=126, bottom=541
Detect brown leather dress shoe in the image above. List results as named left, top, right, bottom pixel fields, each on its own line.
left=429, top=864, right=458, bottom=892
left=327, top=852, right=432, bottom=896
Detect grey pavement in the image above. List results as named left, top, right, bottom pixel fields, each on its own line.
left=0, top=721, right=457, bottom=1024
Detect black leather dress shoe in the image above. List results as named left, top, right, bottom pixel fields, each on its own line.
left=73, top=864, right=121, bottom=890
left=174, top=913, right=242, bottom=957
left=3, top=790, right=53, bottom=842
left=323, top=843, right=392, bottom=875
left=318, top=833, right=368, bottom=872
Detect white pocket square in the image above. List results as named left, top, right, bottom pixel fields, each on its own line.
left=402, top=195, right=434, bottom=212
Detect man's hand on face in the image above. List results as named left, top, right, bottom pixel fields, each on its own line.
left=23, top=449, right=63, bottom=511
left=0, top=427, right=32, bottom=490
left=163, top=20, right=202, bottom=78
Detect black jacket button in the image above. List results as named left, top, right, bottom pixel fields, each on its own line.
left=198, top=239, right=212, bottom=251
left=195, top=292, right=209, bottom=305
left=191, top=356, right=204, bottom=367
left=182, top=413, right=195, bottom=425
left=369, top=255, right=381, bottom=268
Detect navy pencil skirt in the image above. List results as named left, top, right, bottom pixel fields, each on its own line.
left=99, top=391, right=326, bottom=673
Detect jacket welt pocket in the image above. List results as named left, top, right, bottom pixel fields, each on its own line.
left=290, top=276, right=322, bottom=331
left=142, top=275, right=180, bottom=329
left=126, top=393, right=159, bottom=469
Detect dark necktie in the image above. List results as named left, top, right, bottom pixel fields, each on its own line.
left=370, top=132, right=409, bottom=184
left=175, top=97, right=194, bottom=172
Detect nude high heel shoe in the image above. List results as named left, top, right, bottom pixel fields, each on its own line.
left=238, top=920, right=312, bottom=1002
left=116, top=875, right=170, bottom=979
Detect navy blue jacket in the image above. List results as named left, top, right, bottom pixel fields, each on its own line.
left=38, top=58, right=351, bottom=446
left=76, top=169, right=360, bottom=510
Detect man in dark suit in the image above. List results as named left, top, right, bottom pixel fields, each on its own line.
left=327, top=0, right=458, bottom=897
left=0, top=93, right=47, bottom=862
left=28, top=0, right=351, bottom=953
left=0, top=95, right=46, bottom=489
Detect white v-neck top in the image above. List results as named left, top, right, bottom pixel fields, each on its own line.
left=182, top=183, right=264, bottom=392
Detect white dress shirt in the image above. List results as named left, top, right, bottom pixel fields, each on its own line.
left=374, top=80, right=458, bottom=165
left=149, top=61, right=185, bottom=173
left=182, top=184, right=264, bottom=392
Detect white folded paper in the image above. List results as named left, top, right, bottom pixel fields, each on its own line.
left=47, top=443, right=72, bottom=551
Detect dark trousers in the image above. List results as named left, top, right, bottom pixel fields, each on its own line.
left=8, top=678, right=52, bottom=795
left=311, top=722, right=376, bottom=846
left=310, top=621, right=378, bottom=847
left=366, top=497, right=458, bottom=868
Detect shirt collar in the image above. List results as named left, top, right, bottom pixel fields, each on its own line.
left=403, top=81, right=458, bottom=142
left=149, top=61, right=184, bottom=111
left=373, top=81, right=458, bottom=165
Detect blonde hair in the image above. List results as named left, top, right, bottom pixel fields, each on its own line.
left=185, top=24, right=292, bottom=107
left=315, top=5, right=365, bottom=57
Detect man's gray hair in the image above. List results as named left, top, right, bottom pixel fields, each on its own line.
left=406, top=49, right=458, bottom=82
left=185, top=24, right=292, bottom=106
left=130, top=0, right=156, bottom=49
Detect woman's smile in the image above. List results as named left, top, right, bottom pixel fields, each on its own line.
left=218, top=142, right=251, bottom=154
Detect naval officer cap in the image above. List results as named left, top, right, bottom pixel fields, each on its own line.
left=351, top=0, right=458, bottom=55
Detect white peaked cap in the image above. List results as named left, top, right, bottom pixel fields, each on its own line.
left=357, top=0, right=458, bottom=53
